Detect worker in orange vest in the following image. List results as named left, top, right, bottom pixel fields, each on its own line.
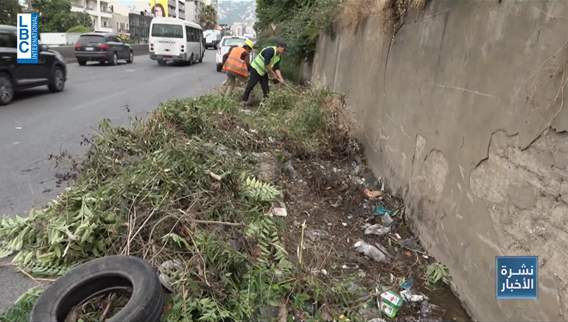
left=222, top=39, right=254, bottom=96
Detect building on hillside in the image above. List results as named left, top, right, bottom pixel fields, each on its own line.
left=110, top=3, right=130, bottom=33
left=70, top=0, right=115, bottom=32
left=230, top=22, right=244, bottom=37
left=185, top=0, right=205, bottom=23
left=167, top=0, right=186, bottom=19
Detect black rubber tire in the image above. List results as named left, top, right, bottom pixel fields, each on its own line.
left=0, top=73, right=14, bottom=106
left=77, top=59, right=86, bottom=66
left=31, top=256, right=165, bottom=322
left=158, top=59, right=167, bottom=66
left=198, top=53, right=203, bottom=63
left=109, top=52, right=118, bottom=66
left=127, top=51, right=133, bottom=64
left=216, top=63, right=222, bottom=72
left=48, top=66, right=65, bottom=93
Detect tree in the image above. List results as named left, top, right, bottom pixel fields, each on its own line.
left=0, top=0, right=21, bottom=25
left=66, top=25, right=90, bottom=33
left=32, top=0, right=93, bottom=32
left=199, top=5, right=217, bottom=30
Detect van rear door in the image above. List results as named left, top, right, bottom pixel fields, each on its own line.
left=151, top=23, right=184, bottom=57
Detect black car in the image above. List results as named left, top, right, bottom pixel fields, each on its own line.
left=0, top=25, right=66, bottom=106
left=74, top=33, right=133, bottom=66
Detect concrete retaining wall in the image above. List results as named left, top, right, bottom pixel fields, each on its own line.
left=312, top=1, right=568, bottom=321
left=51, top=44, right=149, bottom=63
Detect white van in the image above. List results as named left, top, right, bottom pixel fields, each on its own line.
left=149, top=17, right=204, bottom=65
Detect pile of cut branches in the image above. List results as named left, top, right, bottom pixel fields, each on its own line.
left=0, top=86, right=360, bottom=321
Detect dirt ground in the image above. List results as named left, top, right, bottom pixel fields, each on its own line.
left=272, top=137, right=471, bottom=321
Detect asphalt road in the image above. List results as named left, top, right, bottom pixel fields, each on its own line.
left=0, top=51, right=224, bottom=311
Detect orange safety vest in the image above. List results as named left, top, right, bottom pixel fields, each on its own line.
left=223, top=47, right=249, bottom=78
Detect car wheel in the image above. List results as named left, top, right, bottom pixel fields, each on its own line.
left=216, top=63, right=222, bottom=72
left=31, top=256, right=165, bottom=322
left=158, top=59, right=167, bottom=66
left=127, top=51, right=134, bottom=64
left=48, top=66, right=65, bottom=93
left=188, top=54, right=194, bottom=66
left=77, top=59, right=86, bottom=66
left=0, top=74, right=14, bottom=106
left=109, top=52, right=118, bottom=65
left=199, top=53, right=204, bottom=63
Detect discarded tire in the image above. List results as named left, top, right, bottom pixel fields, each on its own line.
left=31, top=256, right=165, bottom=322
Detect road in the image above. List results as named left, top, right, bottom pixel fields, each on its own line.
left=0, top=51, right=224, bottom=311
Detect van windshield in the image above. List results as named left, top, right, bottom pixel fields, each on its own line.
left=152, top=24, right=183, bottom=38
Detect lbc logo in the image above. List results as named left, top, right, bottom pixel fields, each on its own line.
left=17, top=13, right=39, bottom=64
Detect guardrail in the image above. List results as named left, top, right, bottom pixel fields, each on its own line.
left=51, top=44, right=149, bottom=63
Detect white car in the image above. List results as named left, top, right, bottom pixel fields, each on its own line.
left=215, top=36, right=247, bottom=72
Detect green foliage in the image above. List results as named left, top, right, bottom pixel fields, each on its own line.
left=66, top=25, right=91, bottom=33
left=425, top=262, right=450, bottom=287
left=242, top=177, right=281, bottom=202
left=0, top=287, right=42, bottom=322
left=1, top=86, right=349, bottom=321
left=0, top=0, right=20, bottom=25
left=256, top=0, right=340, bottom=64
left=199, top=4, right=217, bottom=29
left=32, top=0, right=94, bottom=32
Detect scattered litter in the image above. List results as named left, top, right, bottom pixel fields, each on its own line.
left=208, top=171, right=222, bottom=181
left=380, top=290, right=403, bottom=319
left=400, top=277, right=414, bottom=290
left=382, top=214, right=394, bottom=226
left=367, top=319, right=387, bottom=322
left=363, top=188, right=383, bottom=199
left=394, top=233, right=402, bottom=240
left=271, top=203, right=288, bottom=217
left=354, top=241, right=387, bottom=263
left=420, top=301, right=446, bottom=321
left=305, top=229, right=329, bottom=242
left=374, top=242, right=394, bottom=258
left=400, top=289, right=429, bottom=303
left=374, top=205, right=392, bottom=216
left=342, top=222, right=348, bottom=227
left=400, top=238, right=421, bottom=251
left=158, top=259, right=183, bottom=292
left=364, top=224, right=390, bottom=236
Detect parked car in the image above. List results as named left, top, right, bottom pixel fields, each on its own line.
left=74, top=33, right=133, bottom=66
left=0, top=25, right=66, bottom=106
left=215, top=36, right=246, bottom=72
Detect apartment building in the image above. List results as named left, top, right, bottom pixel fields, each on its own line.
left=168, top=0, right=186, bottom=19
left=185, top=0, right=204, bottom=23
left=70, top=0, right=114, bottom=32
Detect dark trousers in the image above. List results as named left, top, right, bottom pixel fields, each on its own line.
left=242, top=68, right=269, bottom=102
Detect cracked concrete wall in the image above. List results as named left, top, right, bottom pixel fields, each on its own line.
left=312, top=1, right=568, bottom=321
